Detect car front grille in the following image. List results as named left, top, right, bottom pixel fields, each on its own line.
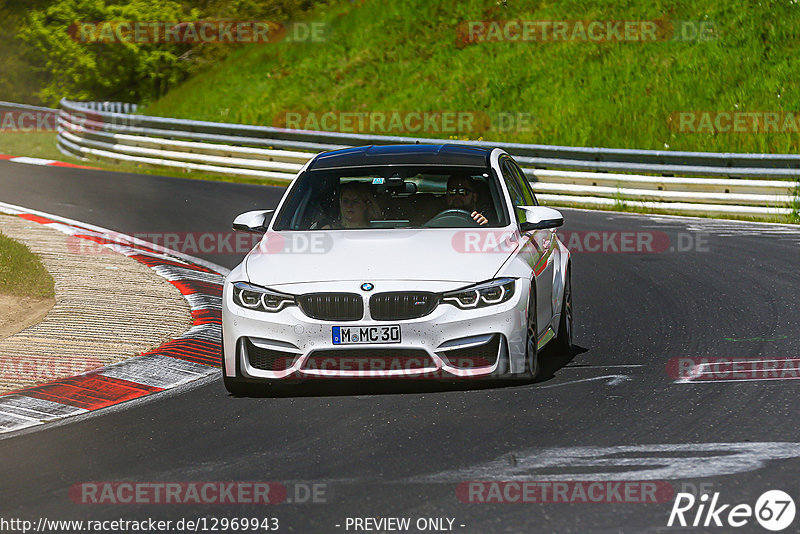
left=297, top=293, right=363, bottom=321
left=440, top=334, right=501, bottom=368
left=369, top=292, right=438, bottom=320
left=244, top=338, right=296, bottom=371
left=303, top=348, right=436, bottom=371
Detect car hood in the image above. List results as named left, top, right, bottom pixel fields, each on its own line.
left=244, top=228, right=517, bottom=286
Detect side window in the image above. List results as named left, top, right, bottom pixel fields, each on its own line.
left=510, top=161, right=538, bottom=206
left=500, top=160, right=527, bottom=223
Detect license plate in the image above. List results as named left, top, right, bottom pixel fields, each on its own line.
left=332, top=325, right=401, bottom=345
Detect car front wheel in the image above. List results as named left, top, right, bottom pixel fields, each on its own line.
left=522, top=287, right=539, bottom=379
left=552, top=267, right=573, bottom=356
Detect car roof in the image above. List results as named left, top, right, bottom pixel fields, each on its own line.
left=307, top=144, right=494, bottom=170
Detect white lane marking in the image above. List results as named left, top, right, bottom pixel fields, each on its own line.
left=642, top=215, right=800, bottom=243
left=581, top=209, right=800, bottom=246
left=0, top=394, right=87, bottom=417
left=0, top=372, right=220, bottom=442
left=43, top=222, right=82, bottom=235
left=0, top=201, right=231, bottom=276
left=0, top=201, right=229, bottom=435
left=100, top=354, right=215, bottom=389
left=185, top=293, right=222, bottom=310
left=538, top=374, right=632, bottom=389
left=151, top=265, right=225, bottom=284
left=590, top=209, right=800, bottom=233
left=0, top=415, right=41, bottom=432
left=413, top=442, right=800, bottom=482
left=9, top=157, right=57, bottom=166
left=177, top=323, right=221, bottom=342
left=0, top=395, right=88, bottom=432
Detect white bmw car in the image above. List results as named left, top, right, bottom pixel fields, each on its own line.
left=222, top=144, right=572, bottom=393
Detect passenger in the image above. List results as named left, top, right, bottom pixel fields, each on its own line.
left=324, top=181, right=382, bottom=229
left=446, top=176, right=488, bottom=225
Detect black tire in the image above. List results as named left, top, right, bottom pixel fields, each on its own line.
left=223, top=373, right=256, bottom=396
left=522, top=286, right=539, bottom=380
left=552, top=267, right=573, bottom=356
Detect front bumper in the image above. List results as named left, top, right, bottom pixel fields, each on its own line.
left=222, top=279, right=529, bottom=380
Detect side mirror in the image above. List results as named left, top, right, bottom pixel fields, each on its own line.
left=232, top=210, right=274, bottom=234
left=518, top=206, right=564, bottom=232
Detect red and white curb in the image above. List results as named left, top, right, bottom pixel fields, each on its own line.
left=0, top=154, right=99, bottom=170
left=0, top=201, right=229, bottom=434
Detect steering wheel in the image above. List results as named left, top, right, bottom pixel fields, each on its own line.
left=423, top=209, right=481, bottom=228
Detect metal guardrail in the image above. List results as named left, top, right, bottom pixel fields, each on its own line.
left=57, top=99, right=800, bottom=177
left=0, top=101, right=58, bottom=114
left=0, top=101, right=58, bottom=134
left=27, top=99, right=795, bottom=218
left=70, top=101, right=139, bottom=114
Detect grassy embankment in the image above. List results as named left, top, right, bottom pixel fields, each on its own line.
left=0, top=228, right=54, bottom=299
left=5, top=0, right=800, bottom=220
left=145, top=0, right=800, bottom=222
left=147, top=0, right=800, bottom=154
left=0, top=223, right=54, bottom=341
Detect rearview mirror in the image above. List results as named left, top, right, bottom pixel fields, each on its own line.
left=232, top=210, right=274, bottom=234
left=518, top=206, right=564, bottom=232
left=376, top=176, right=417, bottom=195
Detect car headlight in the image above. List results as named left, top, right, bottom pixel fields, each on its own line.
left=231, top=281, right=295, bottom=312
left=442, top=278, right=516, bottom=309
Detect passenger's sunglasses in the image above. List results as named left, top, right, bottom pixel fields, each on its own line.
left=447, top=188, right=474, bottom=196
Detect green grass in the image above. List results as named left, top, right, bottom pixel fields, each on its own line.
left=143, top=0, right=800, bottom=154
left=6, top=0, right=800, bottom=223
left=0, top=226, right=54, bottom=298
left=790, top=183, right=800, bottom=224
left=0, top=132, right=66, bottom=161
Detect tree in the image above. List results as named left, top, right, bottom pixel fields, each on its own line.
left=20, top=0, right=197, bottom=105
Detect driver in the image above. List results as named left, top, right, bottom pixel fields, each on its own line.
left=446, top=176, right=488, bottom=225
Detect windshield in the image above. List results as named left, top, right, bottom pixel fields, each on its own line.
left=272, top=165, right=509, bottom=230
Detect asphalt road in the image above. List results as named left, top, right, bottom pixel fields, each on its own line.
left=1, top=160, right=800, bottom=533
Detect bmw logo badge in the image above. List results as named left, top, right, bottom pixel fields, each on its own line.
left=361, top=282, right=374, bottom=291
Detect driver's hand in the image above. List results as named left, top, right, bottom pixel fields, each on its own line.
left=471, top=211, right=488, bottom=226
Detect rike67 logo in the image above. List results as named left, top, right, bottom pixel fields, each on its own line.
left=668, top=490, right=796, bottom=531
